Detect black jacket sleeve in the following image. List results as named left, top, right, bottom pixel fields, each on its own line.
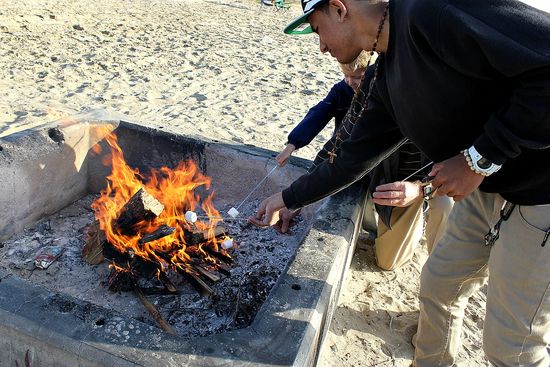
left=282, top=85, right=406, bottom=210
left=433, top=1, right=550, bottom=165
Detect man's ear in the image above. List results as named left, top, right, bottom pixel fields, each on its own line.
left=329, top=0, right=348, bottom=22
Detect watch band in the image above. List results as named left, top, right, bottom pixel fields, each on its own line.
left=463, top=146, right=501, bottom=176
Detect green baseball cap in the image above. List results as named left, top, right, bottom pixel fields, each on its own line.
left=284, top=0, right=329, bottom=35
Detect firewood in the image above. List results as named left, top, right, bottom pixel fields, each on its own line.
left=158, top=271, right=178, bottom=293
left=82, top=220, right=106, bottom=265
left=184, top=225, right=228, bottom=245
left=139, top=225, right=175, bottom=245
left=107, top=266, right=138, bottom=292
left=192, top=263, right=221, bottom=282
left=135, top=287, right=177, bottom=335
left=175, top=266, right=214, bottom=297
left=116, top=188, right=164, bottom=233
left=204, top=245, right=233, bottom=264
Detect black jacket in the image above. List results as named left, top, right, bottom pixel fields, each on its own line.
left=283, top=0, right=550, bottom=209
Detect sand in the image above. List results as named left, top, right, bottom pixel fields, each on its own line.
left=1, top=0, right=489, bottom=365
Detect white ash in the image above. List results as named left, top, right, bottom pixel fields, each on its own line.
left=0, top=194, right=311, bottom=337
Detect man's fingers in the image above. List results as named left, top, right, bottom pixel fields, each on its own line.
left=280, top=218, right=290, bottom=233
left=375, top=182, right=402, bottom=192
left=255, top=201, right=266, bottom=220
left=373, top=190, right=403, bottom=199
left=372, top=197, right=403, bottom=207
left=428, top=163, right=442, bottom=178
left=452, top=194, right=466, bottom=202
left=248, top=217, right=270, bottom=227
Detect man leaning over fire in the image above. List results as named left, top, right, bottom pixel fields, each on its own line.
left=250, top=0, right=550, bottom=365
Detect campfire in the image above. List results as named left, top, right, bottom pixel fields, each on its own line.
left=82, top=131, right=235, bottom=334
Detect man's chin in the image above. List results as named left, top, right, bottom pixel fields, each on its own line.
left=335, top=51, right=363, bottom=65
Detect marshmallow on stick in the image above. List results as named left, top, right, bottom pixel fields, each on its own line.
left=185, top=210, right=198, bottom=223
left=221, top=238, right=234, bottom=249
left=227, top=207, right=239, bottom=218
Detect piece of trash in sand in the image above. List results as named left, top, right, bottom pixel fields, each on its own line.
left=34, top=246, right=64, bottom=269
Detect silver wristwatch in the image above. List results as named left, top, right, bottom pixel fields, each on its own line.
left=463, top=146, right=502, bottom=176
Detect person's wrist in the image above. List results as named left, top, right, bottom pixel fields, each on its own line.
left=462, top=147, right=501, bottom=176
left=415, top=180, right=435, bottom=200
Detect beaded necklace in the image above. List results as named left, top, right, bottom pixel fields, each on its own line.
left=311, top=3, right=390, bottom=169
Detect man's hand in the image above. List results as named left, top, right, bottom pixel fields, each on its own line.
left=372, top=181, right=422, bottom=207
left=276, top=144, right=296, bottom=166
left=249, top=192, right=286, bottom=227
left=429, top=153, right=484, bottom=201
left=274, top=208, right=300, bottom=234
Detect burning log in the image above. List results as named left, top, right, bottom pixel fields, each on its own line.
left=204, top=245, right=234, bottom=265
left=116, top=188, right=164, bottom=233
left=134, top=287, right=177, bottom=335
left=82, top=221, right=106, bottom=265
left=139, top=225, right=176, bottom=245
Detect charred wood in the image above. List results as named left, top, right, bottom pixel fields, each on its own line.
left=82, top=220, right=106, bottom=265
left=116, top=188, right=164, bottom=233
left=192, top=263, right=221, bottom=282
left=134, top=287, right=177, bottom=335
left=176, top=266, right=214, bottom=297
left=107, top=267, right=138, bottom=293
left=184, top=225, right=228, bottom=245
left=158, top=271, right=178, bottom=293
left=204, top=245, right=233, bottom=265
left=139, top=225, right=175, bottom=245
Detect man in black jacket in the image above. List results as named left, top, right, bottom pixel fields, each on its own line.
left=251, top=0, right=550, bottom=365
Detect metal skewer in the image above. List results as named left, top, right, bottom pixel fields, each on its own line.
left=234, top=164, right=278, bottom=212
left=402, top=161, right=434, bottom=181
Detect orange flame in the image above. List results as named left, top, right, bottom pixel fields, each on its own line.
left=91, top=130, right=228, bottom=270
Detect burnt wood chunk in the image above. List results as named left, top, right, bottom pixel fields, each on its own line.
left=192, top=263, right=221, bottom=282
left=82, top=220, right=106, bottom=265
left=158, top=271, right=178, bottom=293
left=185, top=225, right=228, bottom=245
left=176, top=267, right=214, bottom=297
left=107, top=267, right=138, bottom=293
left=116, top=188, right=164, bottom=232
left=139, top=225, right=175, bottom=245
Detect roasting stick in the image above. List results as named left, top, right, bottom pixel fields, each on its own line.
left=185, top=164, right=279, bottom=222
left=401, top=161, right=434, bottom=181
left=229, top=164, right=279, bottom=218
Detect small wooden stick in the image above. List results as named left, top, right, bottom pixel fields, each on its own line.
left=134, top=287, right=176, bottom=335
left=192, top=263, right=221, bottom=282
left=176, top=267, right=214, bottom=297
left=158, top=271, right=178, bottom=293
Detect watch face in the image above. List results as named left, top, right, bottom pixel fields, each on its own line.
left=477, top=157, right=492, bottom=169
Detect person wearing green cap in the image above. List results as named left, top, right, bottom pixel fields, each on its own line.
left=250, top=0, right=550, bottom=365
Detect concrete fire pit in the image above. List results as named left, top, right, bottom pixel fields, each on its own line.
left=0, top=116, right=366, bottom=367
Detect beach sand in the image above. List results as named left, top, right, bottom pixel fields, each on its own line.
left=1, top=0, right=489, bottom=365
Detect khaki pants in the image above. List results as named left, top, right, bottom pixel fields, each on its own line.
left=415, top=190, right=550, bottom=366
left=374, top=195, right=454, bottom=271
